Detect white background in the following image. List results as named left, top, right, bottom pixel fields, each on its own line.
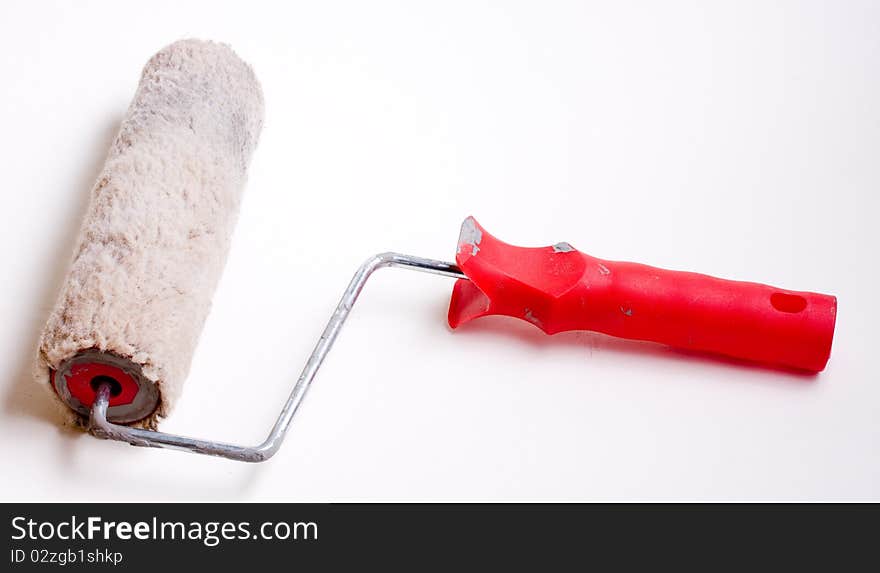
left=1, top=1, right=877, bottom=501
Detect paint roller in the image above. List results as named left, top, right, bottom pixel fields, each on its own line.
left=37, top=40, right=837, bottom=462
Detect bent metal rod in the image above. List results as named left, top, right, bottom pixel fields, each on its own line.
left=88, top=253, right=465, bottom=463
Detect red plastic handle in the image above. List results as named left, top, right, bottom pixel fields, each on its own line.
left=448, top=217, right=836, bottom=372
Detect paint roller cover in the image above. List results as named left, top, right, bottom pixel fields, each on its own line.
left=35, top=39, right=264, bottom=427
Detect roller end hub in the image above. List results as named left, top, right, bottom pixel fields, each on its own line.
left=52, top=351, right=159, bottom=424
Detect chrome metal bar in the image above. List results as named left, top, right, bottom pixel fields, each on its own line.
left=88, top=252, right=466, bottom=462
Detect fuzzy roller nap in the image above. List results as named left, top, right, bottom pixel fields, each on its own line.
left=36, top=40, right=264, bottom=427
